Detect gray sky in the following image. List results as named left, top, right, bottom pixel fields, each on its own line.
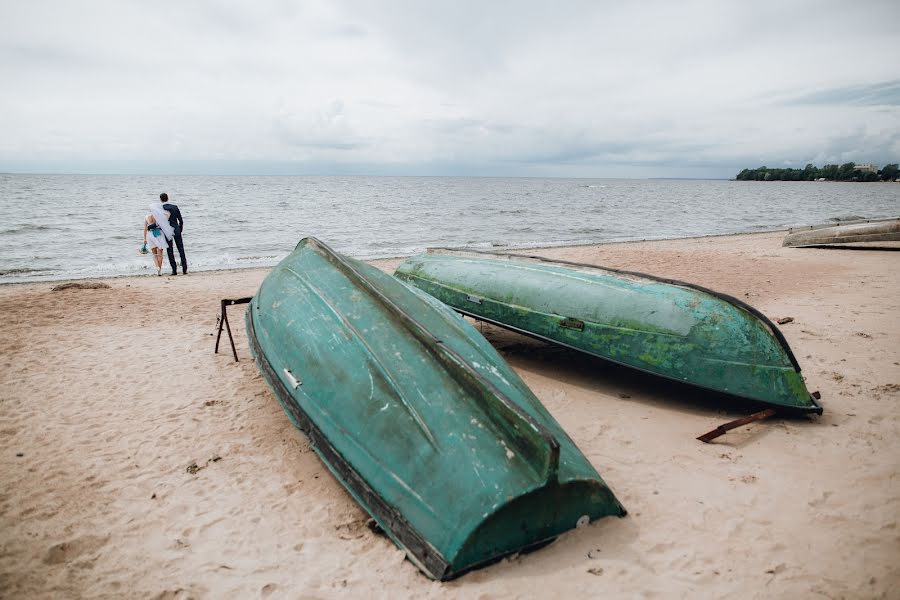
left=1, top=0, right=898, bottom=177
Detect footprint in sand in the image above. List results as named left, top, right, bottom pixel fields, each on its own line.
left=871, top=383, right=900, bottom=397
left=807, top=491, right=833, bottom=507
left=153, top=588, right=206, bottom=600
left=335, top=518, right=370, bottom=540
left=43, top=534, right=109, bottom=565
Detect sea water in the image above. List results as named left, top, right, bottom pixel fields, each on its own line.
left=0, top=174, right=897, bottom=283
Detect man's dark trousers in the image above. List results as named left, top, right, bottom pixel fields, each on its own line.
left=167, top=231, right=187, bottom=275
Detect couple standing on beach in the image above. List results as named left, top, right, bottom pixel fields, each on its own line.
left=143, top=193, right=188, bottom=276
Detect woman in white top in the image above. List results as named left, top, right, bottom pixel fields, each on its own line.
left=143, top=203, right=174, bottom=276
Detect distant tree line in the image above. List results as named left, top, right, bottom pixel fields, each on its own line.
left=736, top=163, right=899, bottom=182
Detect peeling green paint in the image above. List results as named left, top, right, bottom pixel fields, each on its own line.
left=247, top=238, right=625, bottom=580
left=395, top=250, right=820, bottom=413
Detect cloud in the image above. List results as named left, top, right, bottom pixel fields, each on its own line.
left=0, top=0, right=898, bottom=177
left=274, top=100, right=364, bottom=151
left=785, top=80, right=900, bottom=107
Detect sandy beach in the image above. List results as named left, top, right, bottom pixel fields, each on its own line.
left=1, top=230, right=897, bottom=599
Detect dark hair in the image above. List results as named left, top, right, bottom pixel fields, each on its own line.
left=159, top=192, right=168, bottom=202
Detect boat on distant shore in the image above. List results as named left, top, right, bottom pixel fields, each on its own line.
left=246, top=237, right=625, bottom=580
left=782, top=217, right=900, bottom=248
left=395, top=249, right=822, bottom=415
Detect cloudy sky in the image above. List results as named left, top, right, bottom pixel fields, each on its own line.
left=1, top=0, right=898, bottom=178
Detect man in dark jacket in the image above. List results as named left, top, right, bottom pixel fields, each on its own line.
left=160, top=192, right=188, bottom=275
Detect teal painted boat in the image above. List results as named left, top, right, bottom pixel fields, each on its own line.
left=246, top=238, right=625, bottom=580
left=395, top=249, right=822, bottom=415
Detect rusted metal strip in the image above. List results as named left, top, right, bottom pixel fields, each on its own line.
left=696, top=408, right=777, bottom=443
left=559, top=317, right=585, bottom=331
left=214, top=297, right=253, bottom=361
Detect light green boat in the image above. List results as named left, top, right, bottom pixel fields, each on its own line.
left=246, top=238, right=625, bottom=580
left=395, top=249, right=822, bottom=415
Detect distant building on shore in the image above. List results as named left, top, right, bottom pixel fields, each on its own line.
left=856, top=164, right=878, bottom=173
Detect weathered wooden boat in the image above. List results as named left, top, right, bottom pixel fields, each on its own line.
left=783, top=217, right=900, bottom=247
left=395, top=249, right=822, bottom=415
left=246, top=238, right=625, bottom=580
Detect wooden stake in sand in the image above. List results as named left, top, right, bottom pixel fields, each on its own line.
left=214, top=297, right=252, bottom=361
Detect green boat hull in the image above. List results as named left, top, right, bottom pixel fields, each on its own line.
left=247, top=238, right=625, bottom=580
left=395, top=249, right=821, bottom=415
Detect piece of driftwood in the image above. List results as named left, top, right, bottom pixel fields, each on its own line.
left=783, top=218, right=900, bottom=247
left=697, top=409, right=778, bottom=443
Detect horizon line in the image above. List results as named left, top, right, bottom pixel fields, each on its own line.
left=0, top=170, right=734, bottom=181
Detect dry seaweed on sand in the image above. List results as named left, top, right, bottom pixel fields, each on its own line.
left=50, top=282, right=111, bottom=292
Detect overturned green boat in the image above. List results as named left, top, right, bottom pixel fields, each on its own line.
left=395, top=249, right=822, bottom=415
left=246, top=238, right=625, bottom=580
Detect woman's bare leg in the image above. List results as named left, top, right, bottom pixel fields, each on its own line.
left=153, top=248, right=162, bottom=275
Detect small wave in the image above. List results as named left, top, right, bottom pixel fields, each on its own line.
left=829, top=214, right=866, bottom=222
left=1, top=224, right=55, bottom=235
left=351, top=244, right=427, bottom=259
left=236, top=255, right=279, bottom=262
left=457, top=241, right=500, bottom=250
left=185, top=253, right=289, bottom=270
left=0, top=267, right=54, bottom=276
